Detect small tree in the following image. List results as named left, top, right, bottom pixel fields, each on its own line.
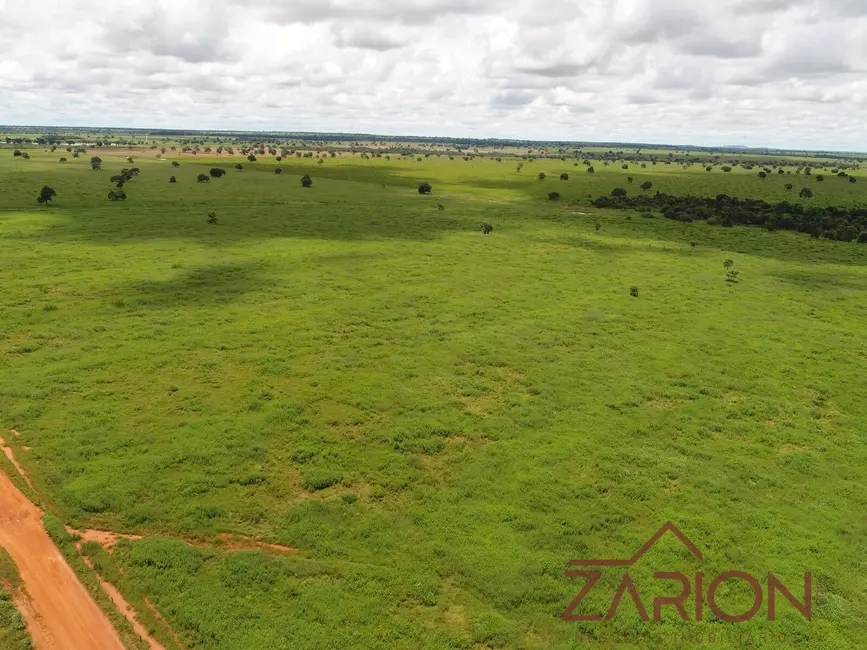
left=247, top=154, right=257, bottom=162
left=209, top=168, right=226, bottom=178
left=13, top=149, right=22, bottom=157
left=627, top=176, right=634, bottom=183
left=538, top=172, right=546, bottom=181
left=587, top=166, right=595, bottom=174
left=816, top=174, right=824, bottom=182
left=560, top=173, right=569, bottom=180
left=758, top=171, right=767, bottom=178
left=90, top=156, right=102, bottom=170
left=207, top=211, right=218, bottom=225
left=169, top=176, right=177, bottom=183
left=629, top=286, right=639, bottom=297
left=36, top=186, right=57, bottom=204
left=640, top=181, right=653, bottom=191
left=785, top=183, right=793, bottom=190
left=850, top=176, right=857, bottom=183
left=721, top=166, right=732, bottom=172
left=726, top=269, right=740, bottom=283
left=197, top=174, right=210, bottom=183
left=595, top=222, right=601, bottom=232
left=275, top=168, right=283, bottom=174
left=234, top=164, right=243, bottom=170
left=418, top=182, right=432, bottom=194
left=172, top=161, right=180, bottom=167
left=110, top=174, right=126, bottom=188
left=59, top=157, right=67, bottom=162
left=723, top=259, right=734, bottom=270
left=548, top=191, right=560, bottom=200
left=799, top=187, right=813, bottom=198
left=611, top=187, right=627, bottom=197
left=107, top=190, right=127, bottom=201
left=301, top=174, right=313, bottom=188
left=482, top=222, right=493, bottom=234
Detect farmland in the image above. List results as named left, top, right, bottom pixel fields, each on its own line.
left=1, top=142, right=866, bottom=649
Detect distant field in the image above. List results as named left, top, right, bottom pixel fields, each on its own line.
left=1, top=147, right=866, bottom=649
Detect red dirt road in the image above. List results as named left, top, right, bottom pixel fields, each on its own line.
left=0, top=468, right=125, bottom=650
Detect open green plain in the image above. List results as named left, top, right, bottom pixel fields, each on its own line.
left=1, top=149, right=866, bottom=649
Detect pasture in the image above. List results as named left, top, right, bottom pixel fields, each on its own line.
left=1, top=146, right=866, bottom=649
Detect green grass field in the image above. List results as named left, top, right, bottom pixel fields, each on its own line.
left=1, top=149, right=866, bottom=649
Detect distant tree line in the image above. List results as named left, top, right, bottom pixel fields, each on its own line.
left=592, top=191, right=867, bottom=242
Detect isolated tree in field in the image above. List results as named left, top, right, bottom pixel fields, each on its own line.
left=437, top=203, right=445, bottom=211
left=640, top=181, right=653, bottom=191
left=758, top=171, right=767, bottom=178
left=301, top=174, right=313, bottom=188
left=209, top=168, right=226, bottom=178
left=169, top=176, right=177, bottom=183
left=481, top=222, right=494, bottom=234
left=723, top=259, right=734, bottom=270
left=629, top=286, right=639, bottom=297
left=587, top=166, right=595, bottom=174
left=799, top=187, right=813, bottom=198
left=622, top=164, right=629, bottom=170
left=418, top=182, right=432, bottom=194
left=13, top=149, right=22, bottom=157
left=36, top=186, right=57, bottom=204
left=548, top=191, right=560, bottom=200
left=274, top=168, right=283, bottom=174
left=816, top=174, right=824, bottom=182
left=107, top=190, right=127, bottom=201
left=172, top=161, right=180, bottom=167
left=197, top=173, right=210, bottom=183
left=560, top=173, right=569, bottom=180
left=785, top=183, right=793, bottom=190
left=726, top=268, right=740, bottom=283
left=538, top=172, right=547, bottom=181
left=611, top=187, right=627, bottom=197
left=207, top=211, right=218, bottom=224
left=248, top=154, right=257, bottom=162
left=59, top=157, right=67, bottom=162
left=627, top=176, right=634, bottom=183
left=850, top=176, right=857, bottom=183
left=90, top=156, right=102, bottom=170
left=234, top=163, right=243, bottom=170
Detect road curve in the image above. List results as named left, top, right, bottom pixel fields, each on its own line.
left=0, top=467, right=126, bottom=650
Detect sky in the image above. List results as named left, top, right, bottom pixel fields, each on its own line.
left=1, top=0, right=866, bottom=150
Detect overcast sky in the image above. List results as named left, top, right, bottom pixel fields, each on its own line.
left=2, top=0, right=866, bottom=150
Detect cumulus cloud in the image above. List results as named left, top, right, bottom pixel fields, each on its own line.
left=2, top=0, right=867, bottom=150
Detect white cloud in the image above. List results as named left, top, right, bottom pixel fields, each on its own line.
left=2, top=0, right=867, bottom=150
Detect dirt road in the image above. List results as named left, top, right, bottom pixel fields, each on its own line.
left=0, top=467, right=126, bottom=650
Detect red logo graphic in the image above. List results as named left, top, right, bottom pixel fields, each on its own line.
left=562, top=522, right=811, bottom=623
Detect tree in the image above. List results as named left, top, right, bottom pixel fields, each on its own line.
left=107, top=190, right=127, bottom=201
left=234, top=164, right=243, bottom=170
left=723, top=259, right=734, bottom=270
left=172, top=161, right=180, bottom=167
left=785, top=183, right=793, bottom=190
left=622, top=164, right=629, bottom=170
left=799, top=187, right=813, bottom=198
left=629, top=286, right=639, bottom=297
left=850, top=176, right=857, bottom=183
left=275, top=168, right=283, bottom=174
left=538, top=172, right=546, bottom=181
left=209, top=168, right=226, bottom=178
left=247, top=154, right=257, bottom=162
left=90, top=156, right=102, bottom=170
left=110, top=175, right=126, bottom=188
left=560, top=173, right=569, bottom=180
left=12, top=150, right=22, bottom=157
left=169, top=176, right=177, bottom=183
left=197, top=174, right=210, bottom=183
left=482, top=222, right=493, bottom=234
left=611, top=187, right=627, bottom=197
left=301, top=174, right=313, bottom=188
left=587, top=166, right=595, bottom=174
left=721, top=166, right=732, bottom=172
left=627, top=176, right=634, bottom=183
left=816, top=175, right=824, bottom=182
left=418, top=182, right=432, bottom=194
left=640, top=181, right=653, bottom=191
left=36, top=186, right=57, bottom=204
left=758, top=171, right=767, bottom=178
left=548, top=191, right=560, bottom=200
left=207, top=212, right=218, bottom=225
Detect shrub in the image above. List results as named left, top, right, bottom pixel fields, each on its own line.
left=611, top=187, right=627, bottom=197
left=726, top=269, right=740, bottom=283
left=785, top=183, right=793, bottom=190
left=629, top=286, right=639, bottom=297
left=107, top=190, right=127, bottom=201
left=706, top=217, right=719, bottom=225
left=816, top=175, right=824, bottom=182
left=247, top=154, right=257, bottom=162
left=301, top=471, right=343, bottom=491
left=640, top=212, right=654, bottom=219
left=537, top=172, right=546, bottom=181
left=169, top=176, right=176, bottom=183
left=207, top=212, right=217, bottom=224
left=59, top=157, right=67, bottom=162
left=36, top=186, right=57, bottom=204
left=234, top=164, right=243, bottom=170
left=418, top=182, right=432, bottom=194
left=723, top=259, right=734, bottom=269
left=12, top=149, right=22, bottom=157
left=721, top=166, right=732, bottom=172
left=274, top=168, right=283, bottom=174
left=482, top=222, right=493, bottom=234
left=640, top=181, right=653, bottom=191
left=209, top=168, right=226, bottom=178
left=172, top=161, right=180, bottom=167
left=547, top=191, right=560, bottom=201
left=850, top=176, right=858, bottom=183
left=560, top=173, right=569, bottom=180
left=758, top=171, right=767, bottom=178
left=301, top=174, right=312, bottom=188
left=587, top=166, right=595, bottom=173
left=196, top=174, right=210, bottom=183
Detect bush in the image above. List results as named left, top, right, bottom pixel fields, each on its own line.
left=850, top=176, right=857, bottom=183
left=59, top=157, right=67, bottom=162
left=785, top=183, right=793, bottom=190
left=640, top=181, right=653, bottom=191
left=629, top=286, right=639, bottom=297
left=172, top=161, right=180, bottom=167
left=418, top=182, right=432, bottom=194
left=36, top=186, right=57, bottom=204
left=301, top=174, right=312, bottom=188
left=301, top=471, right=343, bottom=491
left=274, top=168, right=283, bottom=175
left=107, top=190, right=127, bottom=201
left=640, top=212, right=655, bottom=219
left=207, top=212, right=217, bottom=224
left=234, top=164, right=243, bottom=170
left=721, top=166, right=732, bottom=172
left=538, top=172, right=546, bottom=181
left=196, top=174, right=210, bottom=183
left=560, top=173, right=569, bottom=180
left=169, top=176, right=176, bottom=183
left=247, top=154, right=257, bottom=162
left=547, top=192, right=560, bottom=201
left=209, top=168, right=226, bottom=178
left=758, top=171, right=767, bottom=178
left=611, top=187, right=627, bottom=197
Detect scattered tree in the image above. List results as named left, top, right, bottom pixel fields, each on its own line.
left=587, top=166, right=595, bottom=174
left=548, top=191, right=561, bottom=200
left=247, top=154, right=257, bottom=162
left=172, top=161, right=180, bottom=167
left=758, top=171, right=767, bottom=178
left=723, top=259, right=734, bottom=270
left=59, top=157, right=67, bottom=162
left=13, top=150, right=22, bottom=157
left=90, top=156, right=102, bottom=170
left=234, top=164, right=243, bottom=170
left=209, top=168, right=226, bottom=178
left=538, top=172, right=546, bottom=181
left=197, top=174, right=210, bottom=183
left=785, top=183, right=793, bottom=190
left=418, top=182, right=432, bottom=194
left=275, top=168, right=283, bottom=174
left=207, top=211, right=218, bottom=225
left=640, top=181, right=653, bottom=191
left=169, top=176, right=177, bottom=183
left=611, top=187, right=627, bottom=197
left=560, top=173, right=569, bottom=180
left=799, top=187, right=813, bottom=198
left=36, top=186, right=57, bottom=204
left=850, top=176, right=857, bottom=183
left=482, top=222, right=493, bottom=234
left=629, top=286, right=639, bottom=297
left=301, top=174, right=313, bottom=188
left=107, top=190, right=127, bottom=201
left=816, top=174, right=824, bottom=182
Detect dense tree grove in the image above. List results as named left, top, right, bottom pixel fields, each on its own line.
left=592, top=191, right=867, bottom=241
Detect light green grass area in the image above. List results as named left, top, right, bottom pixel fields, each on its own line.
left=1, top=150, right=866, bottom=649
